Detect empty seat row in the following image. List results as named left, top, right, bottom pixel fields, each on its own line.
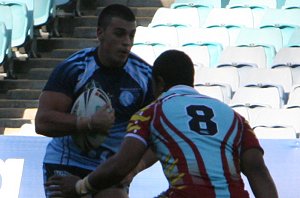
left=150, top=6, right=300, bottom=32
left=234, top=105, right=300, bottom=139
left=172, top=0, right=299, bottom=10
left=0, top=0, right=76, bottom=78
left=194, top=66, right=300, bottom=105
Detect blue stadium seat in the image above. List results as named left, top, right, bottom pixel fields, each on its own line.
left=231, top=84, right=285, bottom=108
left=149, top=7, right=200, bottom=28
left=0, top=4, right=13, bottom=76
left=217, top=46, right=268, bottom=69
left=134, top=26, right=179, bottom=48
left=259, top=8, right=300, bottom=46
left=226, top=0, right=276, bottom=27
left=204, top=8, right=254, bottom=44
left=227, top=0, right=277, bottom=9
left=9, top=0, right=34, bottom=40
left=282, top=0, right=299, bottom=9
left=287, top=28, right=300, bottom=47
left=178, top=45, right=211, bottom=67
left=55, top=0, right=70, bottom=5
left=34, top=0, right=55, bottom=27
left=235, top=28, right=283, bottom=66
left=0, top=4, right=12, bottom=47
left=170, top=1, right=214, bottom=27
left=0, top=22, right=10, bottom=65
left=173, top=0, right=222, bottom=8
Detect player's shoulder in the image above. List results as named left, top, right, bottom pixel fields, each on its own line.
left=127, top=52, right=152, bottom=71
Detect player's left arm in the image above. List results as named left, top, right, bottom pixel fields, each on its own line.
left=88, top=137, right=147, bottom=189
left=46, top=137, right=147, bottom=197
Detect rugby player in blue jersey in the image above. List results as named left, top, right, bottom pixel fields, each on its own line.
left=35, top=4, right=154, bottom=198
left=47, top=50, right=278, bottom=198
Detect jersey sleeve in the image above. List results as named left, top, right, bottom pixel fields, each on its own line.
left=239, top=115, right=264, bottom=154
left=125, top=103, right=155, bottom=146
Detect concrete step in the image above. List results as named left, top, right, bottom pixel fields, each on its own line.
left=73, top=27, right=96, bottom=38
left=14, top=58, right=63, bottom=73
left=0, top=99, right=39, bottom=108
left=0, top=118, right=33, bottom=128
left=41, top=49, right=79, bottom=58
left=0, top=79, right=46, bottom=90
left=58, top=15, right=152, bottom=36
left=37, top=37, right=98, bottom=52
left=20, top=68, right=53, bottom=80
left=0, top=108, right=37, bottom=119
left=6, top=89, right=41, bottom=100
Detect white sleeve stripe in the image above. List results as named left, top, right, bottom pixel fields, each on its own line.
left=125, top=133, right=148, bottom=146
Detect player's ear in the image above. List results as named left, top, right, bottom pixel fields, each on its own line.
left=157, top=76, right=166, bottom=93
left=97, top=27, right=104, bottom=41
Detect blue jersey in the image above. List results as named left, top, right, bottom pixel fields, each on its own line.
left=43, top=47, right=153, bottom=170
left=126, top=85, right=263, bottom=198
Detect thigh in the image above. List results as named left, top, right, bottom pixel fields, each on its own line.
left=94, top=187, right=129, bottom=198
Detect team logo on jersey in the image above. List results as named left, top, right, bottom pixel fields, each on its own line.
left=119, top=89, right=140, bottom=107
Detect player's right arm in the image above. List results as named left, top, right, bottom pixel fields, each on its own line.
left=35, top=91, right=115, bottom=137
left=239, top=115, right=278, bottom=198
left=241, top=148, right=278, bottom=198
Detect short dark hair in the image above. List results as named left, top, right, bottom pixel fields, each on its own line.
left=153, top=50, right=194, bottom=88
left=97, top=4, right=136, bottom=29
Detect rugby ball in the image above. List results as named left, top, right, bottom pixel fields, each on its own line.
left=71, top=88, right=111, bottom=152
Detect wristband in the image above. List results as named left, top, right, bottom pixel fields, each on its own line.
left=83, top=176, right=98, bottom=193
left=75, top=176, right=98, bottom=197
left=76, top=116, right=93, bottom=132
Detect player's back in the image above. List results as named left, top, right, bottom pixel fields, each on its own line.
left=151, top=85, right=249, bottom=197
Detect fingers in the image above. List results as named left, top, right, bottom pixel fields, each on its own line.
left=45, top=175, right=63, bottom=186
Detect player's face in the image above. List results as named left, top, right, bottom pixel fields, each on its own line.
left=97, top=17, right=136, bottom=68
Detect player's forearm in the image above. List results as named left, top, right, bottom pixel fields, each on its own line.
left=135, top=148, right=158, bottom=174
left=35, top=110, right=78, bottom=137
left=88, top=155, right=132, bottom=190
left=247, top=168, right=278, bottom=198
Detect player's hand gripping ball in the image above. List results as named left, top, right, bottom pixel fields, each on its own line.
left=71, top=88, right=112, bottom=152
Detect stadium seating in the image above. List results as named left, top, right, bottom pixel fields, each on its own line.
left=134, top=26, right=179, bottom=48
left=252, top=107, right=300, bottom=136
left=194, top=83, right=232, bottom=104
left=227, top=0, right=277, bottom=9
left=177, top=27, right=229, bottom=66
left=172, top=0, right=222, bottom=8
left=217, top=46, right=267, bottom=69
left=33, top=0, right=55, bottom=27
left=131, top=44, right=169, bottom=65
left=226, top=0, right=277, bottom=27
left=230, top=84, right=285, bottom=109
left=286, top=85, right=300, bottom=108
left=287, top=28, right=300, bottom=47
left=282, top=0, right=300, bottom=9
left=177, top=45, right=211, bottom=67
left=194, top=67, right=239, bottom=92
left=271, top=47, right=300, bottom=86
left=149, top=7, right=200, bottom=28
left=204, top=8, right=254, bottom=44
left=259, top=9, right=300, bottom=46
left=235, top=27, right=283, bottom=66
left=170, top=1, right=213, bottom=27
left=253, top=126, right=297, bottom=139
left=231, top=104, right=267, bottom=126
left=0, top=22, right=9, bottom=65
left=238, top=67, right=293, bottom=95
